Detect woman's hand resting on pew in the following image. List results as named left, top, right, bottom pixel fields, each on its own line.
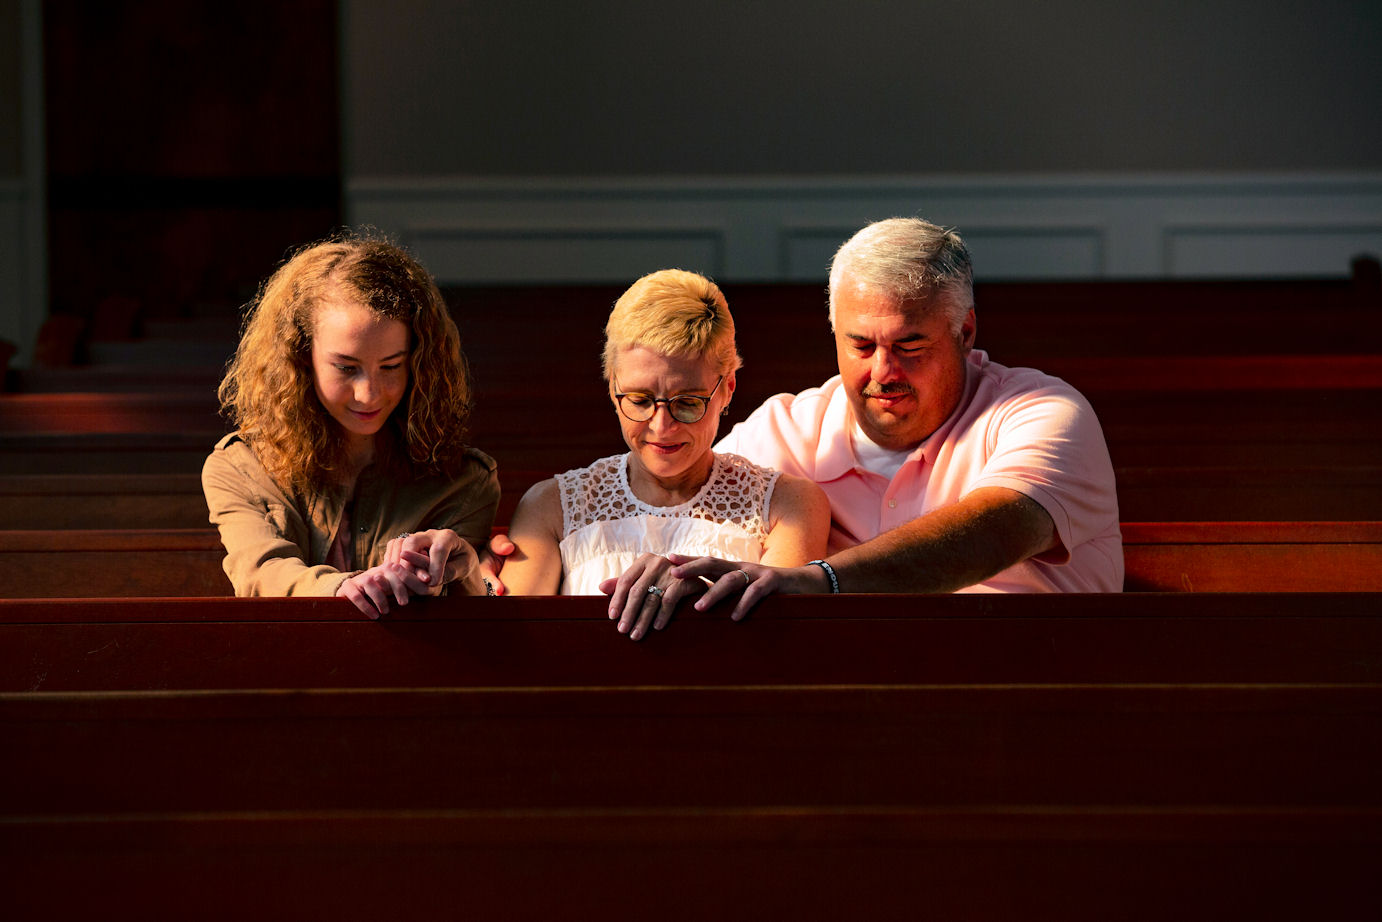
left=336, top=529, right=484, bottom=618
left=336, top=562, right=430, bottom=619
left=597, top=552, right=707, bottom=642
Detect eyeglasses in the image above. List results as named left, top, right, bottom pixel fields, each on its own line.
left=613, top=375, right=724, bottom=424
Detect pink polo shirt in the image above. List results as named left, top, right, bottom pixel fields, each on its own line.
left=717, top=350, right=1123, bottom=593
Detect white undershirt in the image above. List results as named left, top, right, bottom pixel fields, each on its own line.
left=850, top=422, right=922, bottom=482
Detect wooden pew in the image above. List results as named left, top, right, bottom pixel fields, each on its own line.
left=6, top=463, right=1382, bottom=531
left=1096, top=386, right=1381, bottom=468
left=0, top=390, right=223, bottom=434
left=1114, top=464, right=1382, bottom=521
left=5, top=357, right=1379, bottom=430
left=0, top=431, right=216, bottom=475
left=448, top=268, right=1381, bottom=372
left=0, top=473, right=210, bottom=529
left=4, top=808, right=1377, bottom=921
left=2, top=522, right=1380, bottom=598
left=3, top=593, right=1380, bottom=920
left=0, top=528, right=232, bottom=597
left=0, top=468, right=546, bottom=531
left=4, top=361, right=1377, bottom=470
left=2, top=356, right=1378, bottom=491
left=1121, top=521, right=1382, bottom=591
left=5, top=592, right=1380, bottom=691
left=7, top=392, right=1364, bottom=476
left=972, top=274, right=1380, bottom=365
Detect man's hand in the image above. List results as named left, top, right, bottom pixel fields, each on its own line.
left=667, top=555, right=830, bottom=622
left=479, top=532, right=516, bottom=595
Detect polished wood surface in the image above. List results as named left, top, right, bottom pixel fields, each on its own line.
left=4, top=592, right=1379, bottom=921
left=4, top=522, right=1379, bottom=597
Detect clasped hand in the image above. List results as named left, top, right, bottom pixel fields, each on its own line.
left=336, top=528, right=472, bottom=618
left=596, top=552, right=698, bottom=641
left=479, top=539, right=813, bottom=640
left=598, top=553, right=807, bottom=641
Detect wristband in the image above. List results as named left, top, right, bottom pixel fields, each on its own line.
left=807, top=559, right=840, bottom=593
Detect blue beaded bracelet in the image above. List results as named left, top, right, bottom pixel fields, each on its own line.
left=807, top=559, right=840, bottom=593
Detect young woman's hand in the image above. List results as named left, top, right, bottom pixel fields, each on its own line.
left=385, top=528, right=474, bottom=593
left=336, top=561, right=431, bottom=618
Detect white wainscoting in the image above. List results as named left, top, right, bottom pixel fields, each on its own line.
left=347, top=173, right=1382, bottom=286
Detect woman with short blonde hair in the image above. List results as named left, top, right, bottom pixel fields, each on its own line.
left=501, top=269, right=830, bottom=641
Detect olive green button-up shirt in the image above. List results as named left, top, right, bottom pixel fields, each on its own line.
left=202, top=432, right=499, bottom=597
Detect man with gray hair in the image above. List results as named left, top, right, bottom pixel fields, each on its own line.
left=668, top=217, right=1123, bottom=616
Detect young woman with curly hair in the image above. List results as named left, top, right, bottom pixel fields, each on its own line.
left=203, top=233, right=498, bottom=616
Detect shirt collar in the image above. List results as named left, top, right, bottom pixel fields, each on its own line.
left=813, top=351, right=988, bottom=481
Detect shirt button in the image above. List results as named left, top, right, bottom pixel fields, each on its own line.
left=888, top=499, right=897, bottom=509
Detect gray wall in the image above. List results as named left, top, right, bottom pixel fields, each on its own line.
left=0, top=0, right=22, bottom=177
left=1, top=0, right=37, bottom=363
left=345, top=0, right=1382, bottom=178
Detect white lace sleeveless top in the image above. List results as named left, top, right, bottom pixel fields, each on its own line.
left=555, top=452, right=780, bottom=595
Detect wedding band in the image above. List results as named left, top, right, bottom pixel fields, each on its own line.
left=736, top=569, right=750, bottom=585
left=483, top=577, right=496, bottom=597
left=647, top=585, right=664, bottom=597
left=394, top=532, right=411, bottom=540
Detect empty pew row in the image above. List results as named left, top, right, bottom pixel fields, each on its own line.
left=5, top=355, right=1382, bottom=435
left=2, top=384, right=1380, bottom=478
left=7, top=463, right=1382, bottom=532
left=3, top=592, right=1380, bottom=920
left=2, top=522, right=1381, bottom=598
left=446, top=268, right=1381, bottom=371
left=16, top=268, right=1373, bottom=395
left=4, top=421, right=1377, bottom=477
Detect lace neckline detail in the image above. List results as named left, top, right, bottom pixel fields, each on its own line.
left=617, top=452, right=723, bottom=515
left=556, top=452, right=779, bottom=542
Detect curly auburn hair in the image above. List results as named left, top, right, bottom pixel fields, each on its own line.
left=217, top=232, right=473, bottom=492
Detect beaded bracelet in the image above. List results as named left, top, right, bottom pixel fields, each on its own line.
left=807, top=559, right=840, bottom=593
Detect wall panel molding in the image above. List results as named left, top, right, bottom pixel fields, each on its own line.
left=347, top=173, right=1382, bottom=285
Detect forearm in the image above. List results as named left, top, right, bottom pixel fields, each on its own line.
left=227, top=545, right=351, bottom=597
left=442, top=539, right=486, bottom=595
left=499, top=538, right=563, bottom=595
left=500, top=479, right=565, bottom=595
left=825, top=487, right=1057, bottom=593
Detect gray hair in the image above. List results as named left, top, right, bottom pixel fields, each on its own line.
left=827, top=217, right=974, bottom=335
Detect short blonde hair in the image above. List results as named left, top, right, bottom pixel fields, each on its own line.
left=602, top=269, right=742, bottom=380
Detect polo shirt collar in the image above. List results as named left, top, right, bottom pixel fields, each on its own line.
left=813, top=379, right=858, bottom=482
